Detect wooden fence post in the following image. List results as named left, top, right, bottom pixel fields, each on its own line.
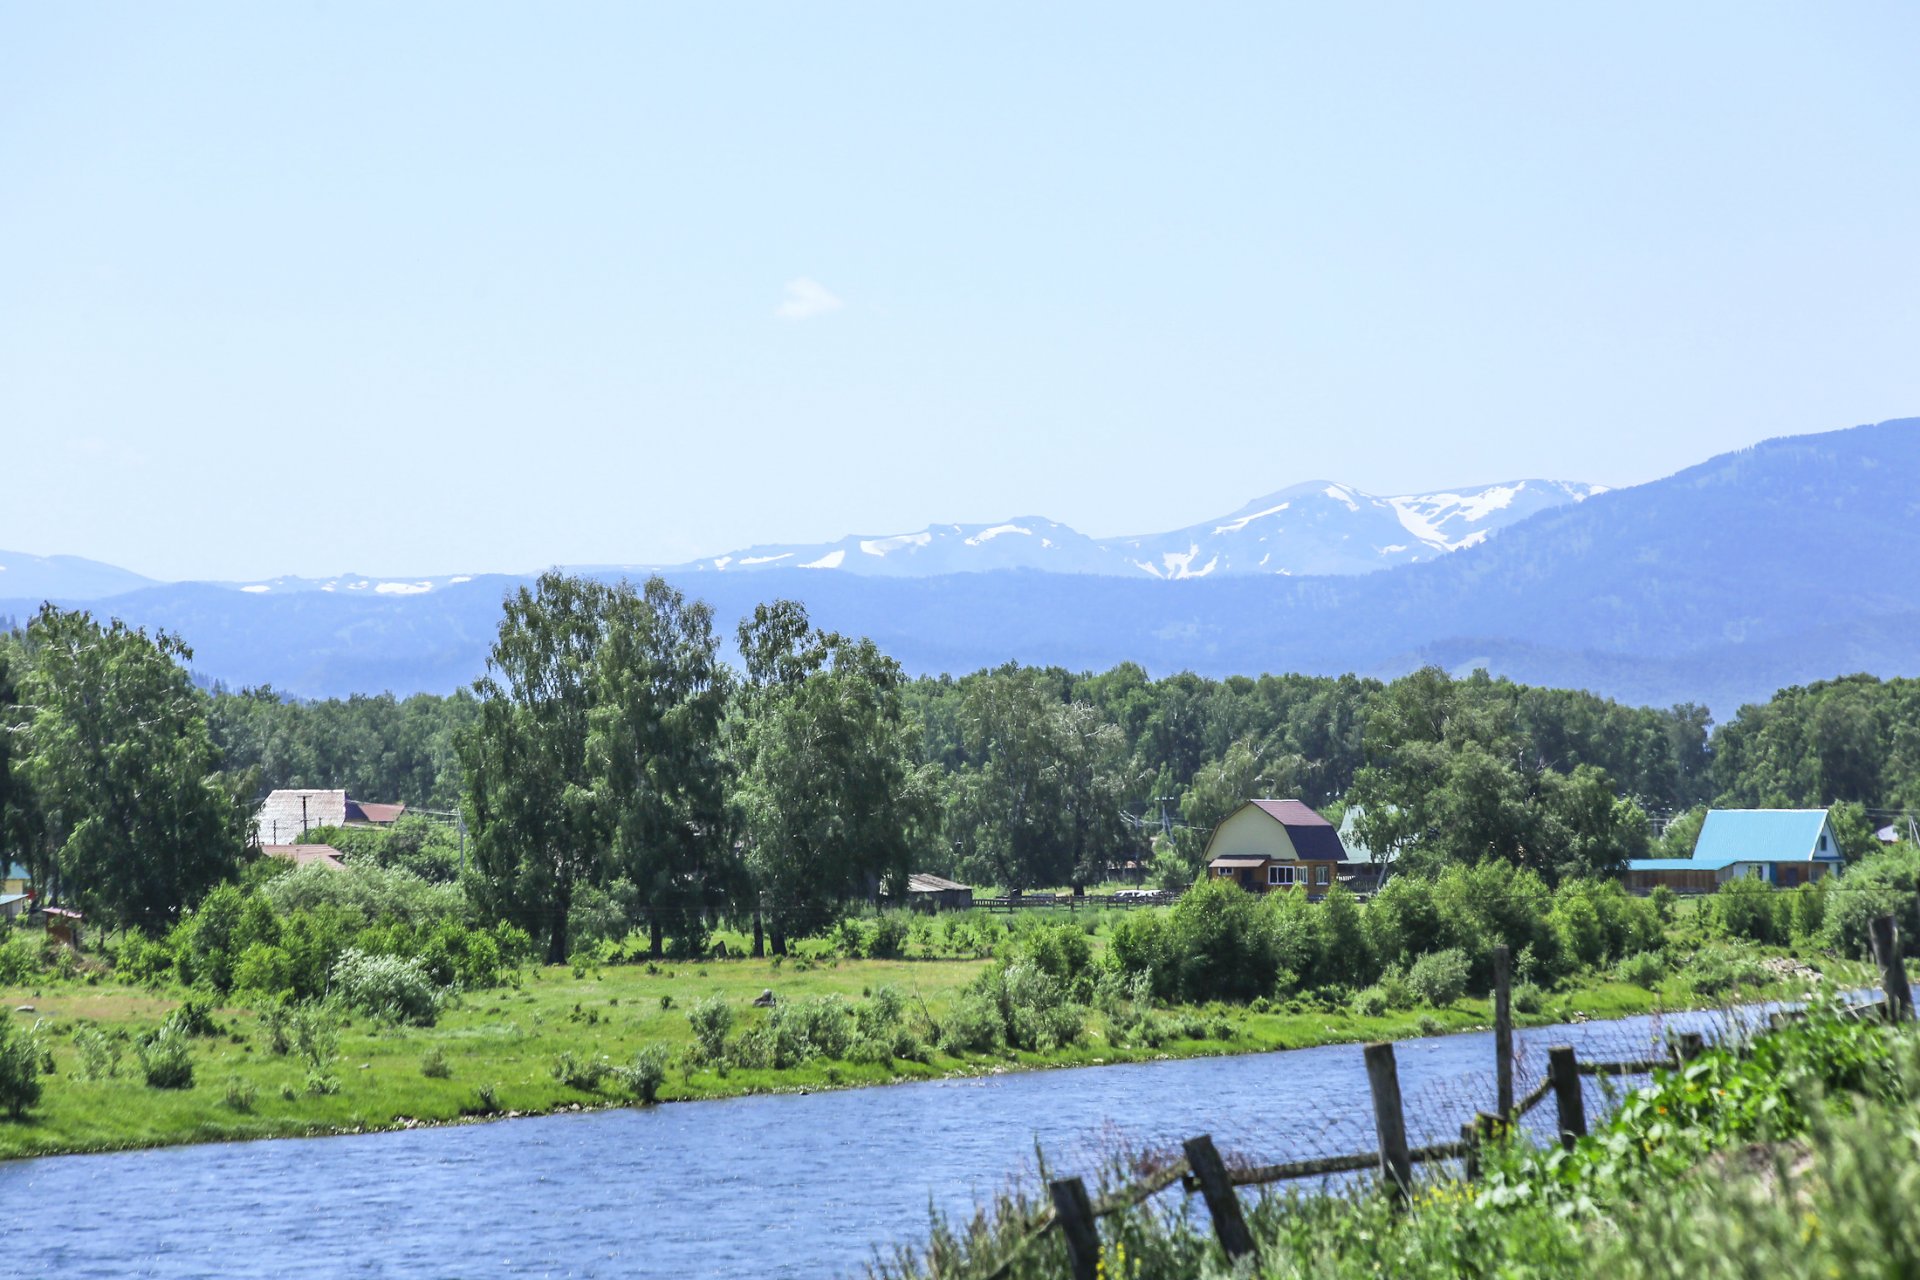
left=1364, top=1041, right=1413, bottom=1206
left=1492, top=944, right=1514, bottom=1118
left=1464, top=1110, right=1499, bottom=1181
left=1048, top=1177, right=1100, bottom=1280
left=1547, top=1045, right=1586, bottom=1151
left=1183, top=1135, right=1257, bottom=1263
left=1870, top=914, right=1914, bottom=1023
left=1675, top=1031, right=1705, bottom=1063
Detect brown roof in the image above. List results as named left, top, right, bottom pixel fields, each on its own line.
left=261, top=844, right=348, bottom=871
left=1241, top=799, right=1349, bottom=862
left=350, top=801, right=407, bottom=825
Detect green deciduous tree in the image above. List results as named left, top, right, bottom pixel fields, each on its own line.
left=460, top=573, right=613, bottom=963
left=17, top=605, right=244, bottom=928
left=731, top=602, right=933, bottom=953
left=591, top=578, right=732, bottom=957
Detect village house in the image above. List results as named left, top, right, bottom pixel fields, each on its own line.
left=251, top=789, right=407, bottom=847
left=1202, top=799, right=1350, bottom=898
left=1623, top=808, right=1846, bottom=894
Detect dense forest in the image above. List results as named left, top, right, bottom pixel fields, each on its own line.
left=4, top=584, right=1918, bottom=962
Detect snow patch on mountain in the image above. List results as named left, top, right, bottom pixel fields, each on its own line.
left=861, top=532, right=932, bottom=556
left=965, top=524, right=1032, bottom=546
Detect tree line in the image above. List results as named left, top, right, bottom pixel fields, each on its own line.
left=7, top=581, right=1920, bottom=958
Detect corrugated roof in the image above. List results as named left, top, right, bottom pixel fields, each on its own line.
left=1693, top=809, right=1839, bottom=864
left=1207, top=856, right=1270, bottom=869
left=906, top=874, right=970, bottom=893
left=349, top=801, right=408, bottom=825
left=1627, top=858, right=1727, bottom=872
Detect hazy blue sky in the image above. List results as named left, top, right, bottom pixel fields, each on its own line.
left=4, top=3, right=1916, bottom=581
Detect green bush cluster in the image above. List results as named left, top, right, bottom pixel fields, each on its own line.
left=0, top=1016, right=43, bottom=1117
left=1109, top=868, right=1662, bottom=1007
left=111, top=867, right=531, bottom=1006
left=328, top=949, right=442, bottom=1026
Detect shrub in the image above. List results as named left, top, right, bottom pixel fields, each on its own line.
left=1350, top=986, right=1390, bottom=1018
left=1407, top=948, right=1471, bottom=1007
left=686, top=997, right=734, bottom=1064
left=1687, top=944, right=1769, bottom=997
left=768, top=996, right=856, bottom=1067
left=330, top=949, right=442, bottom=1026
left=1416, top=1014, right=1446, bottom=1037
left=618, top=1045, right=670, bottom=1103
left=0, top=934, right=39, bottom=985
left=232, top=944, right=295, bottom=997
left=868, top=913, right=910, bottom=960
left=304, top=1070, right=340, bottom=1096
left=137, top=1024, right=195, bottom=1090
left=1511, top=981, right=1545, bottom=1014
left=222, top=1076, right=258, bottom=1112
left=166, top=997, right=221, bottom=1038
left=1617, top=950, right=1668, bottom=990
left=1714, top=876, right=1784, bottom=945
left=552, top=1050, right=614, bottom=1091
left=420, top=1046, right=451, bottom=1078
left=288, top=1004, right=339, bottom=1069
left=0, top=1016, right=43, bottom=1117
left=1160, top=879, right=1282, bottom=1003
left=73, top=1024, right=121, bottom=1081
left=1375, top=966, right=1417, bottom=1011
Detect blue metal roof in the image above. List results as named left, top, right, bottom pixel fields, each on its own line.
left=2, top=864, right=26, bottom=883
left=1628, top=857, right=1727, bottom=872
left=1694, top=809, right=1839, bottom=864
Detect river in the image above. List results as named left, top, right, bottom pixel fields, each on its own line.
left=7, top=1006, right=1743, bottom=1279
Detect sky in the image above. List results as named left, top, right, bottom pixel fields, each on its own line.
left=3, top=3, right=1917, bottom=582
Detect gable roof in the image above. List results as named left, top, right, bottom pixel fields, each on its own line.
left=1693, top=809, right=1840, bottom=864
left=905, top=873, right=970, bottom=894
left=1236, top=799, right=1349, bottom=862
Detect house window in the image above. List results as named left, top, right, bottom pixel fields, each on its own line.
left=1268, top=865, right=1296, bottom=887
left=1315, top=865, right=1330, bottom=886
left=1819, top=834, right=1829, bottom=852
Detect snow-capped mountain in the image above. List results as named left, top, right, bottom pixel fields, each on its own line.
left=668, top=479, right=1604, bottom=580
left=213, top=573, right=484, bottom=597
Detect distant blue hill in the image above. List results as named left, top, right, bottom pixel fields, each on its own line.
left=3, top=417, right=1917, bottom=715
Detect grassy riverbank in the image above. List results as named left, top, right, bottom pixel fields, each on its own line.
left=0, top=946, right=1862, bottom=1161
left=874, top=1004, right=1920, bottom=1280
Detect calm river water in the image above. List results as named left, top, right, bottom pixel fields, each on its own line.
left=9, top=1007, right=1741, bottom=1279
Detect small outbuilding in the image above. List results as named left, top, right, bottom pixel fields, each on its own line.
left=1623, top=808, right=1846, bottom=893
left=898, top=874, right=974, bottom=912
left=1202, top=799, right=1349, bottom=897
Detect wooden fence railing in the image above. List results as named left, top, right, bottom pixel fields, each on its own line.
left=974, top=913, right=1917, bottom=1280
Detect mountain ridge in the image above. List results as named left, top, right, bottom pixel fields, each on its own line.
left=2, top=418, right=1914, bottom=716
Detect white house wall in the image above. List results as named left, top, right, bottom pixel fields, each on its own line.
left=1205, top=807, right=1300, bottom=862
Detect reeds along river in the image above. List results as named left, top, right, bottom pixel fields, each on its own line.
left=7, top=1007, right=1745, bottom=1280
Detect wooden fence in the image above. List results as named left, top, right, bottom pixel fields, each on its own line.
left=975, top=914, right=1918, bottom=1280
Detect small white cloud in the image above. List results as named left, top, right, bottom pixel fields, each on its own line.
left=776, top=277, right=844, bottom=321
